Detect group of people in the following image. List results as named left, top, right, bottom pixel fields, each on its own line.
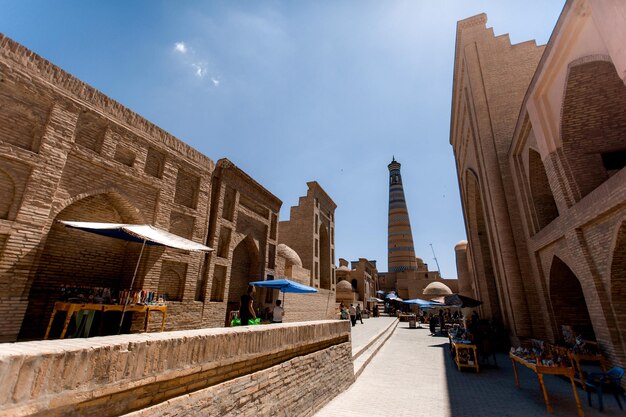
left=238, top=285, right=284, bottom=326
left=339, top=302, right=366, bottom=327
left=427, top=309, right=468, bottom=336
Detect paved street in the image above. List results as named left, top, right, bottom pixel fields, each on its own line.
left=316, top=320, right=623, bottom=417
left=349, top=316, right=397, bottom=357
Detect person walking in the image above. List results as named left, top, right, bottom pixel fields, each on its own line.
left=356, top=304, right=364, bottom=324
left=271, top=299, right=284, bottom=323
left=349, top=304, right=357, bottom=327
left=239, top=285, right=256, bottom=326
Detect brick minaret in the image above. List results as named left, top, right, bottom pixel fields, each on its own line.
left=387, top=157, right=417, bottom=272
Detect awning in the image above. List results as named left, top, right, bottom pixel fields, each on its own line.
left=402, top=298, right=444, bottom=308
left=58, top=221, right=212, bottom=252
left=248, top=278, right=317, bottom=293
left=443, top=294, right=482, bottom=308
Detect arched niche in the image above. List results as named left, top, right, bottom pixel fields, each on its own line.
left=0, top=168, right=15, bottom=219
left=19, top=192, right=145, bottom=340
left=225, top=235, right=261, bottom=325
left=549, top=256, right=595, bottom=342
left=528, top=148, right=559, bottom=231
left=561, top=59, right=626, bottom=201
left=465, top=171, right=502, bottom=323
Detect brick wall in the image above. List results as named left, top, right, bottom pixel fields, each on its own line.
left=450, top=14, right=545, bottom=338
left=454, top=4, right=626, bottom=368
left=279, top=182, right=337, bottom=291
left=0, top=33, right=213, bottom=341
left=0, top=320, right=352, bottom=417
left=123, top=343, right=353, bottom=417
left=561, top=60, right=626, bottom=201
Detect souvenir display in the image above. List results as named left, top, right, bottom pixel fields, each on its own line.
left=59, top=286, right=165, bottom=306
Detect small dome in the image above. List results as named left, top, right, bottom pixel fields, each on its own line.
left=415, top=256, right=424, bottom=263
left=336, top=280, right=352, bottom=290
left=337, top=265, right=351, bottom=272
left=423, top=281, right=453, bottom=296
left=277, top=244, right=302, bottom=268
left=455, top=240, right=468, bottom=250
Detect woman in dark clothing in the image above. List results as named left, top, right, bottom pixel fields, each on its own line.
left=429, top=314, right=438, bottom=336
left=239, top=285, right=256, bottom=326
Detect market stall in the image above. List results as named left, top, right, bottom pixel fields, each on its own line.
left=509, top=343, right=585, bottom=417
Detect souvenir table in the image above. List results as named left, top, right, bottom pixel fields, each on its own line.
left=44, top=301, right=167, bottom=339
left=450, top=339, right=480, bottom=372
left=509, top=352, right=584, bottom=417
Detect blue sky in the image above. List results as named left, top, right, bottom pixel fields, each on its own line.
left=0, top=1, right=565, bottom=277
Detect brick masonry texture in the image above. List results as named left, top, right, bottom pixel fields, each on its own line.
left=122, top=343, right=353, bottom=417
left=0, top=31, right=339, bottom=341
left=451, top=0, right=626, bottom=368
left=0, top=320, right=352, bottom=416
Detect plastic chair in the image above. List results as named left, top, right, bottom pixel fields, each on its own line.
left=585, top=367, right=625, bottom=411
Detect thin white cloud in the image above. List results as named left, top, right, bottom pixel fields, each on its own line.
left=171, top=41, right=220, bottom=87
left=191, top=63, right=207, bottom=78
left=174, top=42, right=187, bottom=54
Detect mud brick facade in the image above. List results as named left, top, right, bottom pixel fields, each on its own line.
left=451, top=0, right=626, bottom=367
left=0, top=33, right=338, bottom=342
left=275, top=182, right=337, bottom=321
left=203, top=159, right=282, bottom=327
left=0, top=33, right=213, bottom=342
left=334, top=258, right=379, bottom=312
left=279, top=181, right=337, bottom=291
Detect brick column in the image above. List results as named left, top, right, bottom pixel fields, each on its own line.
left=0, top=102, right=78, bottom=342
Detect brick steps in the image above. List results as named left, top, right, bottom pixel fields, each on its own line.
left=352, top=318, right=398, bottom=378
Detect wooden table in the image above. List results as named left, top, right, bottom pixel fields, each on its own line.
left=44, top=301, right=167, bottom=339
left=451, top=339, right=479, bottom=372
left=509, top=353, right=584, bottom=417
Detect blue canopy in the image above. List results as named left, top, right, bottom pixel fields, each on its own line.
left=248, top=278, right=318, bottom=294
left=402, top=298, right=444, bottom=308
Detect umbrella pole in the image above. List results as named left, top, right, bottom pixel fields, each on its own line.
left=118, top=239, right=147, bottom=335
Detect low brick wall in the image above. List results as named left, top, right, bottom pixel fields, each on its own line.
left=0, top=320, right=353, bottom=417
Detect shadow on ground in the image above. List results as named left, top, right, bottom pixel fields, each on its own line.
left=436, top=342, right=623, bottom=417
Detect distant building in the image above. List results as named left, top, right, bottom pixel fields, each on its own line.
left=450, top=0, right=626, bottom=366
left=378, top=158, right=458, bottom=300
left=334, top=258, right=378, bottom=310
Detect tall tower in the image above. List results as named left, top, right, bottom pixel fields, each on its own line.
left=387, top=157, right=417, bottom=272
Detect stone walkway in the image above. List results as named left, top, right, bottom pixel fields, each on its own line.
left=315, top=321, right=624, bottom=417
left=349, top=316, right=397, bottom=357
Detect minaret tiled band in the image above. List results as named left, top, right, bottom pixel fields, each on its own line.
left=387, top=157, right=417, bottom=272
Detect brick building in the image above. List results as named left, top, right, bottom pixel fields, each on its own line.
left=335, top=257, right=379, bottom=311
left=0, top=33, right=335, bottom=342
left=276, top=182, right=337, bottom=322
left=450, top=0, right=626, bottom=366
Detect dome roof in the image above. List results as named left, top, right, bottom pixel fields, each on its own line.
left=415, top=256, right=424, bottom=263
left=337, top=265, right=351, bottom=272
left=336, top=280, right=352, bottom=291
left=455, top=240, right=468, bottom=250
left=423, top=281, right=453, bottom=296
left=277, top=244, right=302, bottom=268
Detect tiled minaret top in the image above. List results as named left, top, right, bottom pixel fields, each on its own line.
left=387, top=157, right=417, bottom=272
